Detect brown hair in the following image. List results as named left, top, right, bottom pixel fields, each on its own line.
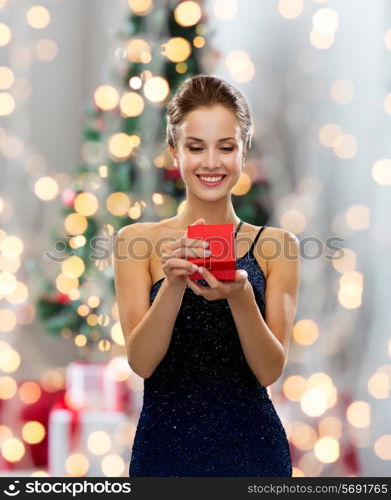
left=165, top=74, right=253, bottom=153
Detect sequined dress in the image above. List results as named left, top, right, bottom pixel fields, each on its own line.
left=129, top=222, right=292, bottom=477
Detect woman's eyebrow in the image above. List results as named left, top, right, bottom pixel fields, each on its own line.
left=185, top=136, right=236, bottom=142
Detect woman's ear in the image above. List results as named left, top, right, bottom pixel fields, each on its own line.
left=168, top=146, right=178, bottom=166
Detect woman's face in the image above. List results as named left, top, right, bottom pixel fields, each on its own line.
left=170, top=105, right=245, bottom=199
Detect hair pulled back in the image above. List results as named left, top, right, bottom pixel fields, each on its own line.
left=165, top=74, right=253, bottom=153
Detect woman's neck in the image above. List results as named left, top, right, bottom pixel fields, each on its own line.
left=175, top=198, right=240, bottom=228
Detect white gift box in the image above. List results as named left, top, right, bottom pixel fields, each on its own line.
left=48, top=409, right=139, bottom=477
left=66, top=362, right=122, bottom=411
left=65, top=358, right=144, bottom=414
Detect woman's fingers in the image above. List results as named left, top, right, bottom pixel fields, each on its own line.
left=235, top=269, right=248, bottom=281
left=171, top=268, right=196, bottom=277
left=162, top=236, right=207, bottom=253
left=180, top=237, right=210, bottom=258
left=162, top=237, right=209, bottom=259
left=179, top=236, right=209, bottom=248
left=163, top=257, right=198, bottom=274
left=191, top=217, right=205, bottom=225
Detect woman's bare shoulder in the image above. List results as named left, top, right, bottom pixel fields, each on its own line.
left=114, top=222, right=159, bottom=264
left=118, top=222, right=158, bottom=234
left=243, top=224, right=284, bottom=243
left=115, top=219, right=181, bottom=257
left=256, top=226, right=300, bottom=266
left=250, top=225, right=300, bottom=275
left=116, top=221, right=157, bottom=239
left=261, top=226, right=299, bottom=245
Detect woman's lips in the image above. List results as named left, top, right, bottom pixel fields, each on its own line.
left=196, top=175, right=227, bottom=187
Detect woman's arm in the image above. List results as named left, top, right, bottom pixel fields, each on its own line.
left=113, top=223, right=186, bottom=379
left=227, top=229, right=301, bottom=387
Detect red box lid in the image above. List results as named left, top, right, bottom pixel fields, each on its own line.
left=187, top=223, right=236, bottom=272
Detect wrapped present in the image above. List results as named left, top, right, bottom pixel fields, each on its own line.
left=48, top=408, right=137, bottom=476
left=46, top=358, right=145, bottom=476
left=187, top=223, right=236, bottom=280
left=0, top=381, right=65, bottom=471
left=66, top=360, right=132, bottom=413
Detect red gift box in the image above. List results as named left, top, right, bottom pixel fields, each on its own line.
left=187, top=223, right=237, bottom=280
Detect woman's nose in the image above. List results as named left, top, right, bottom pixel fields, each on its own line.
left=205, top=150, right=220, bottom=166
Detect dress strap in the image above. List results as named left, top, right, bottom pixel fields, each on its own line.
left=249, top=226, right=266, bottom=254
left=234, top=219, right=243, bottom=239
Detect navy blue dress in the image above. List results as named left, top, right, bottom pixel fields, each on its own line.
left=129, top=223, right=292, bottom=477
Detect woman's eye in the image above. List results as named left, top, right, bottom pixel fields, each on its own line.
left=189, top=147, right=233, bottom=152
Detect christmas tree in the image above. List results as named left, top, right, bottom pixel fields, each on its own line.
left=36, top=0, right=271, bottom=351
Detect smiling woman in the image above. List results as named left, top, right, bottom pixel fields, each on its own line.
left=113, top=74, right=300, bottom=477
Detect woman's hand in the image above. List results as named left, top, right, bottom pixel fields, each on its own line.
left=159, top=218, right=210, bottom=289
left=184, top=266, right=249, bottom=301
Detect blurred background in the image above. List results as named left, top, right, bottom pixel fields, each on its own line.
left=0, top=0, right=390, bottom=477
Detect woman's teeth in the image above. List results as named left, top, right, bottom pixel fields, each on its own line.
left=200, top=176, right=223, bottom=182
left=196, top=175, right=226, bottom=186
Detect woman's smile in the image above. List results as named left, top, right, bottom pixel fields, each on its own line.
left=196, top=174, right=227, bottom=187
